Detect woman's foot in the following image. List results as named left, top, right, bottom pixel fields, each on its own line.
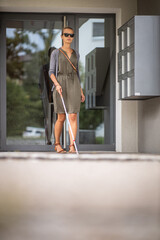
left=69, top=144, right=76, bottom=153
left=54, top=143, right=66, bottom=153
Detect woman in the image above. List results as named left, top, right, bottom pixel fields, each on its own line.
left=49, top=27, right=85, bottom=153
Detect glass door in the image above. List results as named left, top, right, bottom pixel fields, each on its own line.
left=77, top=15, right=115, bottom=151
left=0, top=13, right=63, bottom=151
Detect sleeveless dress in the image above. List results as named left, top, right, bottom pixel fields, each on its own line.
left=53, top=48, right=81, bottom=114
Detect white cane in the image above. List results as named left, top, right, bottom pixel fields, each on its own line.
left=60, top=94, right=79, bottom=156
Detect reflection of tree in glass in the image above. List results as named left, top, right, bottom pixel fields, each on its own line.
left=6, top=28, right=58, bottom=136
left=79, top=103, right=102, bottom=130
left=22, top=29, right=59, bottom=128
left=36, top=29, right=59, bottom=65
left=7, top=29, right=36, bottom=136
left=7, top=78, right=30, bottom=136
left=7, top=30, right=37, bottom=79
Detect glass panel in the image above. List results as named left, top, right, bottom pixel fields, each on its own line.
left=78, top=16, right=115, bottom=144
left=6, top=19, right=62, bottom=145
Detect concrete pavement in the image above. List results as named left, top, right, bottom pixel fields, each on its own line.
left=0, top=152, right=160, bottom=240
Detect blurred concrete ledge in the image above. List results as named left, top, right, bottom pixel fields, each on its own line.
left=0, top=151, right=160, bottom=161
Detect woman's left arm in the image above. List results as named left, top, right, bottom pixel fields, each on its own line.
left=76, top=51, right=85, bottom=102
left=81, top=87, right=85, bottom=103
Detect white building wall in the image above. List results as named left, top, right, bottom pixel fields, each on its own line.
left=137, top=0, right=160, bottom=153
left=0, top=0, right=138, bottom=152
left=79, top=19, right=104, bottom=67
left=138, top=98, right=160, bottom=153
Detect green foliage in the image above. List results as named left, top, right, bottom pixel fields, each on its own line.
left=7, top=79, right=30, bottom=136
left=79, top=60, right=85, bottom=88
left=6, top=29, right=50, bottom=136
left=36, top=29, right=59, bottom=65
left=7, top=30, right=34, bottom=79
left=95, top=137, right=104, bottom=144
left=79, top=103, right=103, bottom=130
left=7, top=76, right=43, bottom=137
left=25, top=99, right=44, bottom=128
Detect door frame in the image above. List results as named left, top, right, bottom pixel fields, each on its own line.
left=0, top=12, right=116, bottom=151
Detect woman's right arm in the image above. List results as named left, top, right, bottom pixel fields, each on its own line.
left=49, top=50, right=62, bottom=95
left=50, top=73, right=62, bottom=95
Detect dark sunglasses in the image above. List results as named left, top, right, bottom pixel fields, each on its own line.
left=63, top=33, right=75, bottom=38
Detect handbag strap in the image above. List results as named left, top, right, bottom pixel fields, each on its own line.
left=59, top=48, right=77, bottom=72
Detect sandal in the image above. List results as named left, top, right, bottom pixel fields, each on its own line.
left=54, top=143, right=66, bottom=153
left=69, top=144, right=76, bottom=153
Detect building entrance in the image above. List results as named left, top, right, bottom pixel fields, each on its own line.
left=0, top=13, right=115, bottom=151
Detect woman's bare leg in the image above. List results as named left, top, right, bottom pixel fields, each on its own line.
left=54, top=113, right=66, bottom=151
left=68, top=113, right=77, bottom=152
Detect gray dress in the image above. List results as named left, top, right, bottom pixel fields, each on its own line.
left=53, top=49, right=81, bottom=114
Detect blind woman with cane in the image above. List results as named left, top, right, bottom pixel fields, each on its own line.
left=49, top=27, right=85, bottom=153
